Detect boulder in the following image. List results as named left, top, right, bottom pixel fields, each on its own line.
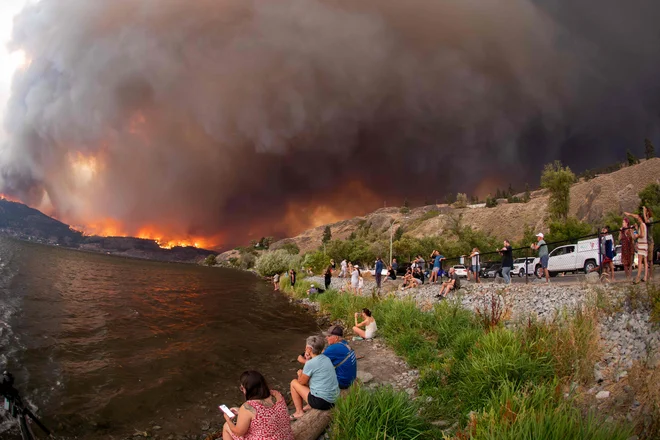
left=292, top=408, right=333, bottom=440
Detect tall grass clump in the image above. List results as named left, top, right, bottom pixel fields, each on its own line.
left=519, top=307, right=599, bottom=383
left=329, top=386, right=432, bottom=440
left=463, top=382, right=632, bottom=440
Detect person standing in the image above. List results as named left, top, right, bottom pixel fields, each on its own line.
left=499, top=240, right=513, bottom=284
left=619, top=217, right=634, bottom=280
left=324, top=265, right=332, bottom=290
left=626, top=211, right=649, bottom=283
left=330, top=259, right=336, bottom=271
left=339, top=259, right=347, bottom=278
left=272, top=272, right=280, bottom=291
left=531, top=233, right=549, bottom=283
left=374, top=256, right=384, bottom=289
left=351, top=265, right=360, bottom=294
left=429, top=250, right=440, bottom=283
left=469, top=248, right=480, bottom=283
left=391, top=258, right=398, bottom=273
left=289, top=269, right=297, bottom=288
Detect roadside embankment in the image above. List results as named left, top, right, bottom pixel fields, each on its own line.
left=296, top=273, right=659, bottom=439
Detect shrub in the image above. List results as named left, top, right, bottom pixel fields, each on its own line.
left=254, top=249, right=295, bottom=277
left=518, top=307, right=599, bottom=383
left=454, top=193, right=468, bottom=208
left=329, top=386, right=431, bottom=440
left=203, top=254, right=216, bottom=266
left=485, top=195, right=498, bottom=208
left=465, top=382, right=633, bottom=440
left=302, top=251, right=331, bottom=274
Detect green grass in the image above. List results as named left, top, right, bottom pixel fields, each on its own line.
left=467, top=382, right=632, bottom=440
left=329, top=386, right=433, bottom=440
left=277, top=284, right=634, bottom=439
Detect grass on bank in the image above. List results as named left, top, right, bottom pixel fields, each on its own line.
left=279, top=277, right=634, bottom=439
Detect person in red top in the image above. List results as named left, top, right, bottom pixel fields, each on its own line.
left=222, top=370, right=294, bottom=440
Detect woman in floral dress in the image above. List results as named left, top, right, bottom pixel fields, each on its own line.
left=619, top=217, right=634, bottom=280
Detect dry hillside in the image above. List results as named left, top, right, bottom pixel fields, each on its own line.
left=225, top=158, right=660, bottom=257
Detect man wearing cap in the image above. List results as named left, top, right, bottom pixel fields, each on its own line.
left=531, top=233, right=549, bottom=283
left=297, top=325, right=357, bottom=389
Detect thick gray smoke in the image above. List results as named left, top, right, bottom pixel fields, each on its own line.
left=1, top=0, right=659, bottom=248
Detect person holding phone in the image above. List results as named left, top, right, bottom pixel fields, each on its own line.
left=221, top=370, right=293, bottom=440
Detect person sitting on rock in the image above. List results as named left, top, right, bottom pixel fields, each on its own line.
left=436, top=267, right=461, bottom=298
left=353, top=308, right=377, bottom=340
left=290, top=336, right=340, bottom=419
left=297, top=326, right=357, bottom=390
left=221, top=370, right=294, bottom=440
left=387, top=265, right=397, bottom=280
left=306, top=284, right=325, bottom=295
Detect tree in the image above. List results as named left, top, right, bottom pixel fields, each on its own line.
left=540, top=161, right=575, bottom=220
left=203, top=254, right=217, bottom=266
left=485, top=195, right=498, bottom=208
left=454, top=193, right=468, bottom=208
left=626, top=149, right=639, bottom=166
left=279, top=241, right=300, bottom=255
left=255, top=249, right=295, bottom=276
left=394, top=226, right=404, bottom=242
left=645, top=138, right=655, bottom=160
left=322, top=226, right=332, bottom=245
left=638, top=183, right=660, bottom=244
left=400, top=199, right=411, bottom=214
left=523, top=183, right=531, bottom=203
left=546, top=217, right=594, bottom=245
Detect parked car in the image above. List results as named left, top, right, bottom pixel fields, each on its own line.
left=531, top=238, right=601, bottom=278
left=479, top=262, right=497, bottom=278
left=512, top=257, right=535, bottom=277
left=452, top=265, right=468, bottom=278
left=483, top=263, right=502, bottom=278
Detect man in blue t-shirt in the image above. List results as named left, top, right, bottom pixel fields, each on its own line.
left=299, top=325, right=356, bottom=388
left=375, top=256, right=384, bottom=289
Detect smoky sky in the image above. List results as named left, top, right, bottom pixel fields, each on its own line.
left=1, top=0, right=659, bottom=248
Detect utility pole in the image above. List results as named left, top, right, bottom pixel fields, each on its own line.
left=389, top=219, right=396, bottom=265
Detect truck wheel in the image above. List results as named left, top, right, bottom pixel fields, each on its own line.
left=535, top=265, right=543, bottom=278
left=518, top=268, right=525, bottom=277
left=584, top=260, right=596, bottom=273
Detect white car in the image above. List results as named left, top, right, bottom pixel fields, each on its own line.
left=452, top=265, right=468, bottom=278
left=512, top=258, right=535, bottom=277
left=368, top=269, right=389, bottom=276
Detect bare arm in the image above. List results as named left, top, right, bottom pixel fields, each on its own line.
left=225, top=403, right=255, bottom=436
left=297, top=369, right=310, bottom=386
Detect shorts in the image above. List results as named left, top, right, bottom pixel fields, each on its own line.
left=308, top=393, right=334, bottom=410
left=540, top=255, right=549, bottom=269
left=432, top=267, right=439, bottom=274
left=602, top=257, right=612, bottom=265
left=471, top=265, right=480, bottom=274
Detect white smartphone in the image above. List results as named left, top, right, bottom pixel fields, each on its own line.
left=219, top=404, right=236, bottom=419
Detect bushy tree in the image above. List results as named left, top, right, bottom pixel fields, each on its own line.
left=203, top=254, right=217, bottom=266
left=626, top=149, right=639, bottom=166
left=645, top=138, right=655, bottom=160
left=601, top=211, right=623, bottom=234
left=279, top=241, right=300, bottom=255
left=454, top=193, right=468, bottom=208
left=394, top=226, right=405, bottom=241
left=303, top=251, right=331, bottom=274
left=546, top=217, right=594, bottom=245
left=322, top=226, right=332, bottom=245
left=255, top=249, right=295, bottom=277
left=485, top=195, right=498, bottom=208
left=239, top=252, right=256, bottom=270
left=540, top=161, right=575, bottom=220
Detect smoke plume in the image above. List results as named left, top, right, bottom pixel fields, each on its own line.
left=1, top=0, right=659, bottom=248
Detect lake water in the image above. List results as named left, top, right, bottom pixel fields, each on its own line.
left=0, top=237, right=317, bottom=438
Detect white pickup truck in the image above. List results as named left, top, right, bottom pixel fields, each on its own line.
left=532, top=238, right=602, bottom=278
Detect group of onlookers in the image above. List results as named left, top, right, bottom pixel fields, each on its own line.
left=221, top=310, right=378, bottom=439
